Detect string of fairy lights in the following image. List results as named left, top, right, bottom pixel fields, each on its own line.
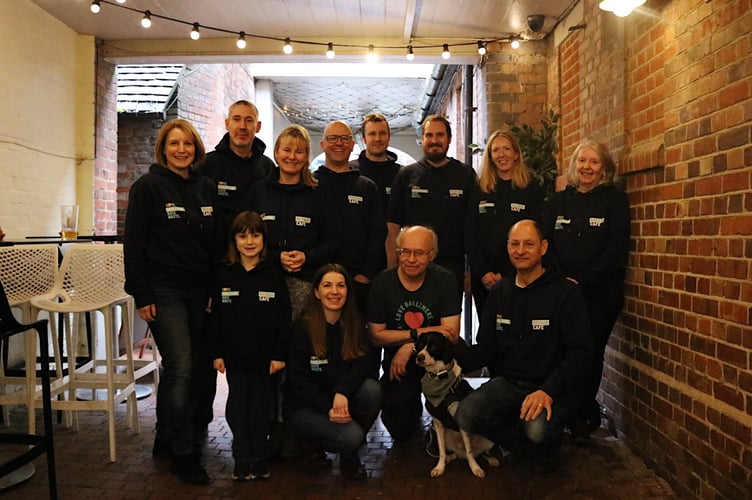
left=88, top=0, right=524, bottom=61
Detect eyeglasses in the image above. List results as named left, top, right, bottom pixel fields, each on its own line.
left=324, top=134, right=353, bottom=143
left=396, top=248, right=432, bottom=259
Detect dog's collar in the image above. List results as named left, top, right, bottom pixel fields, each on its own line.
left=425, top=360, right=454, bottom=379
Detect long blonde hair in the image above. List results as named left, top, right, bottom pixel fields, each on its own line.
left=478, top=130, right=532, bottom=193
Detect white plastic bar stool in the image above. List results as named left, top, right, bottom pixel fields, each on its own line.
left=0, top=244, right=62, bottom=434
left=30, top=244, right=139, bottom=462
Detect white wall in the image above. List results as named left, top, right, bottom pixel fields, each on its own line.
left=0, top=1, right=96, bottom=238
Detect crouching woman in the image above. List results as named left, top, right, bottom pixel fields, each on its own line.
left=283, top=263, right=381, bottom=480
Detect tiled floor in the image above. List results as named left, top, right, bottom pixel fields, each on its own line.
left=1, top=373, right=677, bottom=499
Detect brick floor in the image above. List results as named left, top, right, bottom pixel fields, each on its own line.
left=1, top=373, right=677, bottom=499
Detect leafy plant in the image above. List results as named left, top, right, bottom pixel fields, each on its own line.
left=471, top=109, right=561, bottom=202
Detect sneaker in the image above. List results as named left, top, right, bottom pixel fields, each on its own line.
left=152, top=437, right=171, bottom=459
left=339, top=452, right=366, bottom=481
left=250, top=461, right=270, bottom=480
left=425, top=426, right=439, bottom=458
left=232, top=463, right=251, bottom=481
left=170, top=454, right=210, bottom=485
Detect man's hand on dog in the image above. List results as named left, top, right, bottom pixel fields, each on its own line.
left=329, top=393, right=352, bottom=423
left=390, top=343, right=414, bottom=380
left=520, top=390, right=553, bottom=422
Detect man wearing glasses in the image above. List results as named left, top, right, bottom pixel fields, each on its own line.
left=315, top=120, right=386, bottom=314
left=367, top=225, right=461, bottom=443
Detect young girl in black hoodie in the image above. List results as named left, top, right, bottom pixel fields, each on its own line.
left=211, top=211, right=291, bottom=481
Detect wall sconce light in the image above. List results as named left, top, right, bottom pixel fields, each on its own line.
left=599, top=0, right=646, bottom=17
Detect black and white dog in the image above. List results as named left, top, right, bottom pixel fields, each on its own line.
left=414, top=331, right=498, bottom=478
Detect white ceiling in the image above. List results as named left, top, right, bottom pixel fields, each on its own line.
left=31, top=0, right=577, bottom=132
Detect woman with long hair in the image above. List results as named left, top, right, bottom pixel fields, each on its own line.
left=465, top=129, right=544, bottom=315
left=282, top=263, right=381, bottom=480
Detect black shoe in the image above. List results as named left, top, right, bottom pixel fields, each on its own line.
left=425, top=426, right=439, bottom=458
left=339, top=452, right=366, bottom=481
left=152, top=437, right=171, bottom=459
left=232, top=463, right=251, bottom=481
left=569, top=420, right=591, bottom=445
left=305, top=450, right=332, bottom=468
left=250, top=461, right=270, bottom=480
left=170, top=454, right=210, bottom=485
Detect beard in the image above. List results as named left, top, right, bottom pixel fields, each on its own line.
left=425, top=151, right=447, bottom=163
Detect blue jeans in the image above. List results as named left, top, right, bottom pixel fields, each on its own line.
left=287, top=378, right=382, bottom=454
left=149, top=285, right=208, bottom=456
left=225, top=365, right=272, bottom=465
left=456, top=376, right=573, bottom=448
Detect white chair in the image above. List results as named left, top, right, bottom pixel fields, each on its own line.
left=0, top=244, right=62, bottom=434
left=30, top=243, right=152, bottom=462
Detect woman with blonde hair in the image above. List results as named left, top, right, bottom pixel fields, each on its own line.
left=124, top=118, right=216, bottom=485
left=465, top=129, right=544, bottom=315
left=243, top=124, right=340, bottom=319
left=545, top=139, right=630, bottom=442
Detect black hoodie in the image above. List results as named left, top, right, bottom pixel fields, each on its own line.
left=197, top=133, right=275, bottom=241
left=544, top=183, right=630, bottom=300
left=209, top=259, right=291, bottom=369
left=457, top=268, right=592, bottom=399
left=350, top=149, right=401, bottom=217
left=314, top=166, right=386, bottom=278
left=243, top=169, right=341, bottom=282
left=124, top=163, right=218, bottom=308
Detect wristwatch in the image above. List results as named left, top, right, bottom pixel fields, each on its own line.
left=409, top=328, right=418, bottom=341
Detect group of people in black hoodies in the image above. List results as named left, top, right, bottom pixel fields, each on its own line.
left=123, top=98, right=629, bottom=484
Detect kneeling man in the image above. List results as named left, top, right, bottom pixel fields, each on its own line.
left=456, top=219, right=591, bottom=470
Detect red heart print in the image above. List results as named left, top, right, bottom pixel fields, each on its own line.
left=404, top=311, right=425, bottom=329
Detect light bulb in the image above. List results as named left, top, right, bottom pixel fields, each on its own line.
left=477, top=41, right=487, bottom=56
left=599, top=0, right=645, bottom=17
left=367, top=45, right=377, bottom=63
left=326, top=42, right=335, bottom=59
left=511, top=39, right=520, bottom=49
left=442, top=44, right=450, bottom=60
left=283, top=38, right=293, bottom=54
left=116, top=0, right=126, bottom=3
left=190, top=23, right=200, bottom=40
left=141, top=11, right=151, bottom=29
left=406, top=45, right=415, bottom=61
left=90, top=1, right=100, bottom=14
left=237, top=32, right=246, bottom=49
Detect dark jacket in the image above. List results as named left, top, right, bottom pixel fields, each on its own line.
left=544, top=184, right=630, bottom=300
left=388, top=158, right=479, bottom=261
left=209, top=260, right=291, bottom=369
left=350, top=150, right=401, bottom=217
left=314, top=166, right=386, bottom=278
left=243, top=168, right=341, bottom=282
left=197, top=133, right=275, bottom=242
left=124, top=163, right=218, bottom=308
left=465, top=179, right=544, bottom=279
left=283, top=320, right=375, bottom=418
left=457, top=268, right=592, bottom=399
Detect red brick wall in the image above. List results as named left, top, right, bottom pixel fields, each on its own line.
left=94, top=54, right=119, bottom=235
left=482, top=41, right=548, bottom=135
left=551, top=1, right=751, bottom=498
